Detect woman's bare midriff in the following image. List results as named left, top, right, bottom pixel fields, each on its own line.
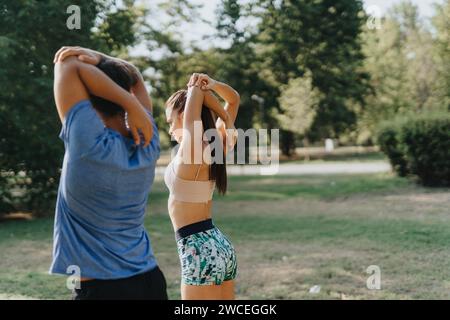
left=168, top=198, right=213, bottom=231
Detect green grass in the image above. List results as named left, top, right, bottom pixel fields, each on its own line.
left=221, top=174, right=409, bottom=201
left=0, top=217, right=54, bottom=244
left=1, top=173, right=449, bottom=300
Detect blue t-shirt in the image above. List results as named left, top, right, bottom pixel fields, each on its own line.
left=50, top=100, right=160, bottom=280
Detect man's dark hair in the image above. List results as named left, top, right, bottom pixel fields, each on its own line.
left=90, top=59, right=138, bottom=117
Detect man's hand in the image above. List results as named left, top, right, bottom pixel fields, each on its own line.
left=54, top=46, right=101, bottom=65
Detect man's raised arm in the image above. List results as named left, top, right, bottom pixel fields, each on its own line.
left=54, top=46, right=153, bottom=113
left=53, top=56, right=152, bottom=146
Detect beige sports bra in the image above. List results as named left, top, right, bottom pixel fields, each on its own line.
left=164, top=153, right=215, bottom=203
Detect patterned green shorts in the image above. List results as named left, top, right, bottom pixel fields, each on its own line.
left=176, top=226, right=238, bottom=286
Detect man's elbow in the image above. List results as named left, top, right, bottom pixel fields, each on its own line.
left=54, top=56, right=80, bottom=72
left=54, top=56, right=83, bottom=82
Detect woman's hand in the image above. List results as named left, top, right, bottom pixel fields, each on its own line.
left=221, top=110, right=235, bottom=130
left=126, top=97, right=153, bottom=147
left=217, top=117, right=238, bottom=152
left=187, top=73, right=217, bottom=90
left=187, top=73, right=201, bottom=88
left=53, top=46, right=102, bottom=65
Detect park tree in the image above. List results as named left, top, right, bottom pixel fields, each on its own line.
left=357, top=1, right=441, bottom=143
left=431, top=0, right=450, bottom=111
left=214, top=0, right=279, bottom=132
left=255, top=0, right=370, bottom=144
left=211, top=0, right=286, bottom=161
left=277, top=72, right=321, bottom=141
left=391, top=2, right=438, bottom=111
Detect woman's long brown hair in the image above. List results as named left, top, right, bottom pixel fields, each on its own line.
left=166, top=90, right=227, bottom=195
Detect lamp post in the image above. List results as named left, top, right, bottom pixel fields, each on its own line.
left=251, top=94, right=265, bottom=126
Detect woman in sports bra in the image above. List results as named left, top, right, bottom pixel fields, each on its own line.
left=164, top=73, right=240, bottom=299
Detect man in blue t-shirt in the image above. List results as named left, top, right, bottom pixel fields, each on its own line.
left=50, top=46, right=167, bottom=300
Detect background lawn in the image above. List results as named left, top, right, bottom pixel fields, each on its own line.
left=0, top=173, right=449, bottom=300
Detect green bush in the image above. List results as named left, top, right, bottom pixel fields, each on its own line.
left=377, top=113, right=450, bottom=187
left=0, top=174, right=14, bottom=217
left=377, top=118, right=409, bottom=177
left=401, top=113, right=450, bottom=187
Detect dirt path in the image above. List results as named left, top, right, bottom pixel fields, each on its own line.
left=155, top=161, right=391, bottom=176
